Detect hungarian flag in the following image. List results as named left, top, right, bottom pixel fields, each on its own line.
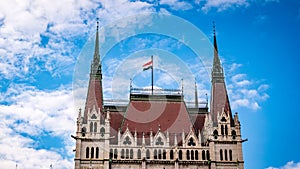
left=142, top=60, right=152, bottom=71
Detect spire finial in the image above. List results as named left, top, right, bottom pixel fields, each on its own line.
left=96, top=18, right=99, bottom=31
left=213, top=21, right=216, bottom=36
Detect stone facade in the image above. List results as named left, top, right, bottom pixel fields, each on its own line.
left=72, top=23, right=246, bottom=169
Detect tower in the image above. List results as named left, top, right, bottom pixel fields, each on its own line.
left=72, top=21, right=110, bottom=169
left=206, top=23, right=246, bottom=168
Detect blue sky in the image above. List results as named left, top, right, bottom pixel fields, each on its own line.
left=0, top=0, right=300, bottom=169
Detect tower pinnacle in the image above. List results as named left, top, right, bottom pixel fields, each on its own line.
left=91, top=19, right=100, bottom=74
left=212, top=22, right=224, bottom=83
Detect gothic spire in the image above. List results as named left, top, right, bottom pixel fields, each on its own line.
left=83, top=20, right=104, bottom=123
left=210, top=22, right=233, bottom=126
left=212, top=22, right=224, bottom=83
left=91, top=19, right=100, bottom=74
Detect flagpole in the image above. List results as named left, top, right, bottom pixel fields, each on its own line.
left=151, top=55, right=153, bottom=95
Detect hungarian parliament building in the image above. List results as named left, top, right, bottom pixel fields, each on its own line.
left=71, top=23, right=246, bottom=169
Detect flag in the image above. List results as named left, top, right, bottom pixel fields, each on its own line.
left=142, top=60, right=152, bottom=71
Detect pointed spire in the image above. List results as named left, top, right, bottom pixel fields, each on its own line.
left=83, top=20, right=104, bottom=123
left=194, top=79, right=198, bottom=109
left=212, top=22, right=224, bottom=83
left=91, top=19, right=100, bottom=74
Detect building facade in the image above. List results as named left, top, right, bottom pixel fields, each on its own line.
left=72, top=23, right=246, bottom=169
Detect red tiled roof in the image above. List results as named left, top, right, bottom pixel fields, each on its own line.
left=109, top=99, right=200, bottom=145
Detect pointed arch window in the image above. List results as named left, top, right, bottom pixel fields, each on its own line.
left=232, top=130, right=237, bottom=139
left=86, top=147, right=90, bottom=158
left=121, top=149, right=124, bottom=159
left=170, top=150, right=174, bottom=160
left=91, top=147, right=94, bottom=158
left=154, top=149, right=157, bottom=159
left=137, top=149, right=141, bottom=159
left=220, top=149, right=223, bottom=161
left=206, top=150, right=210, bottom=160
left=178, top=150, right=182, bottom=160
left=163, top=149, right=166, bottom=159
left=186, top=150, right=190, bottom=160
left=213, top=130, right=218, bottom=139
left=126, top=149, right=129, bottom=159
left=191, top=150, right=194, bottom=160
left=158, top=149, right=162, bottom=159
left=96, top=147, right=99, bottom=158
left=221, top=125, right=224, bottom=135
left=130, top=149, right=133, bottom=159
left=90, top=122, right=93, bottom=133
left=224, top=149, right=228, bottom=161
left=229, top=149, right=233, bottom=161
left=146, top=149, right=150, bottom=159
left=202, top=150, right=205, bottom=160
left=225, top=125, right=228, bottom=136
left=114, top=149, right=118, bottom=159
left=109, top=149, right=113, bottom=159
left=100, top=127, right=105, bottom=137
left=195, top=150, right=198, bottom=160
left=94, top=122, right=97, bottom=132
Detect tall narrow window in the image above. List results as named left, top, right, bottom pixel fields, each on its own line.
left=126, top=149, right=129, bottom=159
left=94, top=122, right=97, bottom=132
left=191, top=150, right=194, bottom=160
left=170, top=150, right=174, bottom=160
left=121, top=149, right=124, bottom=159
left=158, top=149, right=162, bottom=159
left=186, top=150, right=190, bottom=160
left=224, top=149, right=228, bottom=161
left=100, top=127, right=105, bottom=137
left=137, top=149, right=141, bottom=159
left=91, top=147, right=94, bottom=158
left=225, top=125, right=228, bottom=135
left=90, top=122, right=93, bottom=133
left=86, top=147, right=89, bottom=158
left=195, top=150, right=198, bottom=160
left=221, top=125, right=224, bottom=135
left=146, top=149, right=150, bottom=159
left=114, top=149, right=118, bottom=159
left=213, top=130, right=218, bottom=139
left=202, top=150, right=205, bottom=160
left=96, top=147, right=99, bottom=158
left=178, top=150, right=182, bottom=160
left=229, top=149, right=233, bottom=161
left=130, top=149, right=133, bottom=159
left=206, top=150, right=210, bottom=160
left=220, top=149, right=223, bottom=161
left=232, top=130, right=237, bottom=139
left=109, top=149, right=113, bottom=159
left=163, top=150, right=166, bottom=159
left=154, top=149, right=157, bottom=159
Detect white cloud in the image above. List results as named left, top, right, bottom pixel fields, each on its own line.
left=202, top=0, right=249, bottom=12
left=266, top=161, right=300, bottom=169
left=226, top=63, right=269, bottom=111
left=160, top=0, right=193, bottom=10
left=0, top=84, right=76, bottom=169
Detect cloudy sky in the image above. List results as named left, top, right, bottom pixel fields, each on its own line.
left=0, top=0, right=300, bottom=169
